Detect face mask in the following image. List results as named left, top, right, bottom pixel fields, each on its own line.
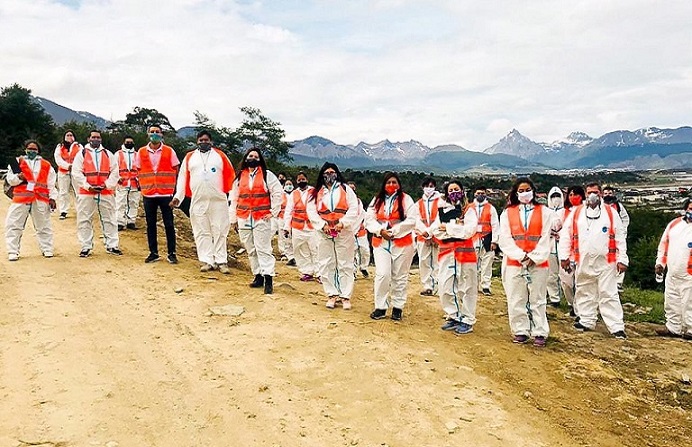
left=423, top=186, right=435, bottom=197
left=124, top=142, right=135, bottom=149
left=149, top=133, right=163, bottom=143
left=323, top=172, right=337, bottom=185
left=297, top=180, right=308, bottom=190
left=550, top=197, right=562, bottom=208
left=448, top=191, right=463, bottom=204
left=603, top=195, right=616, bottom=204
left=569, top=196, right=583, bottom=206
left=284, top=185, right=294, bottom=193
left=279, top=178, right=286, bottom=186
left=90, top=139, right=102, bottom=147
left=25, top=150, right=38, bottom=160
left=64, top=140, right=72, bottom=147
left=586, top=193, right=601, bottom=207
left=518, top=191, right=533, bottom=204
left=385, top=184, right=399, bottom=196
left=685, top=211, right=692, bottom=221
left=245, top=159, right=259, bottom=168
left=199, top=142, right=212, bottom=152
left=475, top=194, right=486, bottom=203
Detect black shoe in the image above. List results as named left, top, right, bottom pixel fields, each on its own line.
left=286, top=258, right=296, bottom=267
left=126, top=223, right=137, bottom=230
left=612, top=330, right=627, bottom=339
left=167, top=253, right=178, bottom=264
left=59, top=212, right=67, bottom=220
left=145, top=253, right=160, bottom=263
left=79, top=249, right=91, bottom=258
left=370, top=309, right=387, bottom=320
left=569, top=307, right=577, bottom=318
left=361, top=269, right=369, bottom=278
left=117, top=225, right=125, bottom=231
left=249, top=274, right=264, bottom=288
left=683, top=333, right=692, bottom=341
left=391, top=308, right=403, bottom=321
left=482, top=288, right=491, bottom=296
left=574, top=321, right=590, bottom=331
left=106, top=247, right=123, bottom=256
left=549, top=301, right=561, bottom=308
left=263, top=275, right=273, bottom=294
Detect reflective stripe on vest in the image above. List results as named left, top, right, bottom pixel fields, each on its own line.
left=507, top=204, right=549, bottom=268
left=236, top=168, right=271, bottom=220
left=571, top=205, right=617, bottom=264
left=316, top=185, right=348, bottom=228
left=118, top=150, right=138, bottom=188
left=476, top=202, right=493, bottom=238
left=290, top=188, right=314, bottom=230
left=137, top=146, right=177, bottom=196
left=278, top=193, right=287, bottom=219
left=371, top=194, right=414, bottom=248
left=12, top=158, right=51, bottom=204
left=58, top=143, right=81, bottom=173
left=417, top=197, right=439, bottom=242
left=661, top=217, right=692, bottom=275
left=438, top=238, right=477, bottom=264
left=79, top=150, right=113, bottom=196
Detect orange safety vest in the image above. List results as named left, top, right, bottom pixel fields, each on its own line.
left=79, top=149, right=113, bottom=196
left=356, top=198, right=367, bottom=237
left=371, top=194, right=414, bottom=248
left=476, top=202, right=493, bottom=238
left=278, top=193, right=287, bottom=219
left=316, top=185, right=349, bottom=228
left=12, top=158, right=51, bottom=204
left=417, top=197, right=439, bottom=242
left=438, top=238, right=477, bottom=264
left=137, top=145, right=178, bottom=197
left=571, top=205, right=617, bottom=264
left=660, top=217, right=692, bottom=274
left=290, top=188, right=315, bottom=230
left=182, top=148, right=235, bottom=198
left=58, top=143, right=81, bottom=174
left=117, top=150, right=139, bottom=188
left=236, top=168, right=271, bottom=220
left=507, top=204, right=549, bottom=268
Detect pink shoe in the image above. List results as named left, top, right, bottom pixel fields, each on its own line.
left=300, top=274, right=314, bottom=282
left=326, top=296, right=337, bottom=309
left=342, top=299, right=352, bottom=310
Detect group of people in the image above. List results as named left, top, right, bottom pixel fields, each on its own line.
left=4, top=130, right=691, bottom=345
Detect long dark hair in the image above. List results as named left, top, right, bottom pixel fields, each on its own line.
left=565, top=185, right=586, bottom=209
left=310, top=162, right=346, bottom=201
left=238, top=147, right=268, bottom=182
left=442, top=179, right=467, bottom=208
left=507, top=177, right=538, bottom=207
left=373, top=171, right=406, bottom=220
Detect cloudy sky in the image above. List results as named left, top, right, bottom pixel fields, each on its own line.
left=1, top=0, right=690, bottom=150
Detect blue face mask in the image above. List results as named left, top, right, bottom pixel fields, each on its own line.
left=686, top=211, right=692, bottom=221
left=25, top=150, right=38, bottom=160
left=149, top=133, right=163, bottom=143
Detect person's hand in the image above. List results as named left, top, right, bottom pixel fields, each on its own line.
left=439, top=223, right=447, bottom=232
left=560, top=259, right=572, bottom=273
left=17, top=173, right=26, bottom=182
left=617, top=262, right=628, bottom=274
left=170, top=197, right=180, bottom=208
left=420, top=231, right=429, bottom=239
left=49, top=199, right=56, bottom=211
left=334, top=222, right=344, bottom=232
left=525, top=258, right=535, bottom=268
left=490, top=242, right=498, bottom=251
left=380, top=228, right=393, bottom=241
left=655, top=264, right=664, bottom=275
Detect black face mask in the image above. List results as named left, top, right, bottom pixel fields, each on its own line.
left=246, top=159, right=260, bottom=168
left=603, top=195, right=617, bottom=204
left=198, top=143, right=212, bottom=152
left=64, top=140, right=72, bottom=147
left=124, top=142, right=135, bottom=149
left=297, top=181, right=308, bottom=189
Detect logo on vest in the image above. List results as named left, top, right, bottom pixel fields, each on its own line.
left=211, top=167, right=217, bottom=172
left=688, top=242, right=692, bottom=248
left=602, top=227, right=608, bottom=233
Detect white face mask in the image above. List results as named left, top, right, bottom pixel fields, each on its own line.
left=423, top=186, right=435, bottom=197
left=518, top=191, right=533, bottom=204
left=550, top=197, right=562, bottom=209
left=586, top=192, right=601, bottom=208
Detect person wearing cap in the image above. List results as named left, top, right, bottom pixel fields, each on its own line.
left=5, top=140, right=58, bottom=261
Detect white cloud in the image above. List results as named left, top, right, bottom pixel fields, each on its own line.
left=0, top=0, right=690, bottom=151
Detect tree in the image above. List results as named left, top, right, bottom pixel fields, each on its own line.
left=0, top=84, right=55, bottom=167
left=230, top=106, right=292, bottom=162
left=108, top=106, right=176, bottom=134
left=192, top=111, right=240, bottom=152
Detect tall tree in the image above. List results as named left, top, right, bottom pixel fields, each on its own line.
left=230, top=106, right=292, bottom=162
left=108, top=106, right=176, bottom=134
left=0, top=84, right=56, bottom=167
left=192, top=110, right=240, bottom=152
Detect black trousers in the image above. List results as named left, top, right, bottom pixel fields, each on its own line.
left=143, top=196, right=176, bottom=255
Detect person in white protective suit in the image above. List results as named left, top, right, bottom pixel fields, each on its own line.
left=559, top=185, right=586, bottom=318
left=171, top=130, right=235, bottom=273
left=348, top=181, right=371, bottom=278
left=654, top=198, right=692, bottom=340
left=603, top=185, right=630, bottom=292
left=229, top=147, right=283, bottom=294
left=114, top=135, right=140, bottom=230
left=414, top=177, right=442, bottom=296
left=277, top=179, right=296, bottom=266
left=307, top=162, right=360, bottom=310
left=499, top=178, right=553, bottom=347
left=558, top=182, right=628, bottom=339
left=471, top=186, right=500, bottom=296
left=5, top=140, right=57, bottom=260
left=365, top=172, right=418, bottom=321
left=546, top=186, right=565, bottom=307
left=53, top=129, right=82, bottom=219
left=71, top=130, right=121, bottom=257
left=283, top=172, right=319, bottom=281
left=432, top=180, right=479, bottom=335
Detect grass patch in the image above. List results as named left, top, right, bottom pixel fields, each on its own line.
left=620, top=287, right=665, bottom=324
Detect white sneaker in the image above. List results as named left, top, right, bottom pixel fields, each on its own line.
left=218, top=263, right=231, bottom=274
left=200, top=263, right=215, bottom=272
left=8, top=253, right=18, bottom=261
left=43, top=252, right=54, bottom=258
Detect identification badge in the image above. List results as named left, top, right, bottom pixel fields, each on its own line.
left=26, top=182, right=35, bottom=191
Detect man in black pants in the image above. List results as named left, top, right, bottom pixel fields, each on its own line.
left=136, top=125, right=180, bottom=264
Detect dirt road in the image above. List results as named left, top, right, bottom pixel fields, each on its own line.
left=0, top=197, right=690, bottom=447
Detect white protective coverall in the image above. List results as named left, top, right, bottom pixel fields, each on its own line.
left=546, top=186, right=566, bottom=305
left=174, top=148, right=235, bottom=266
left=53, top=142, right=82, bottom=215
left=498, top=203, right=553, bottom=338
left=354, top=198, right=371, bottom=271
left=656, top=216, right=692, bottom=336
left=229, top=168, right=283, bottom=276
left=283, top=186, right=319, bottom=277
left=558, top=204, right=628, bottom=333
left=557, top=207, right=577, bottom=309
left=276, top=192, right=294, bottom=260
left=307, top=183, right=360, bottom=299
left=4, top=157, right=58, bottom=257
left=365, top=193, right=418, bottom=311
left=432, top=201, right=479, bottom=325
left=114, top=146, right=140, bottom=226
left=72, top=145, right=120, bottom=251
left=415, top=192, right=442, bottom=292
left=471, top=198, right=500, bottom=291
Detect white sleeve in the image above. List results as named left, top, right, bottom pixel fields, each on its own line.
left=71, top=150, right=88, bottom=190
left=557, top=211, right=574, bottom=261
left=306, top=190, right=324, bottom=230
left=655, top=221, right=673, bottom=267
left=498, top=209, right=527, bottom=262
left=364, top=198, right=383, bottom=235
left=283, top=193, right=295, bottom=231
left=526, top=206, right=553, bottom=265
left=173, top=154, right=189, bottom=203
left=228, top=178, right=240, bottom=224
left=5, top=161, right=23, bottom=186
left=48, top=166, right=58, bottom=200
left=267, top=172, right=284, bottom=218
left=104, top=151, right=120, bottom=190
left=490, top=205, right=500, bottom=244
left=54, top=144, right=70, bottom=170
left=340, top=186, right=360, bottom=231
left=390, top=195, right=418, bottom=238
left=445, top=206, right=478, bottom=240
left=613, top=209, right=628, bottom=265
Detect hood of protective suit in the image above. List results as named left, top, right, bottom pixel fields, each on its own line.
left=548, top=186, right=564, bottom=210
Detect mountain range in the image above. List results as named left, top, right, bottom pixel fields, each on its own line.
left=35, top=96, right=692, bottom=172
